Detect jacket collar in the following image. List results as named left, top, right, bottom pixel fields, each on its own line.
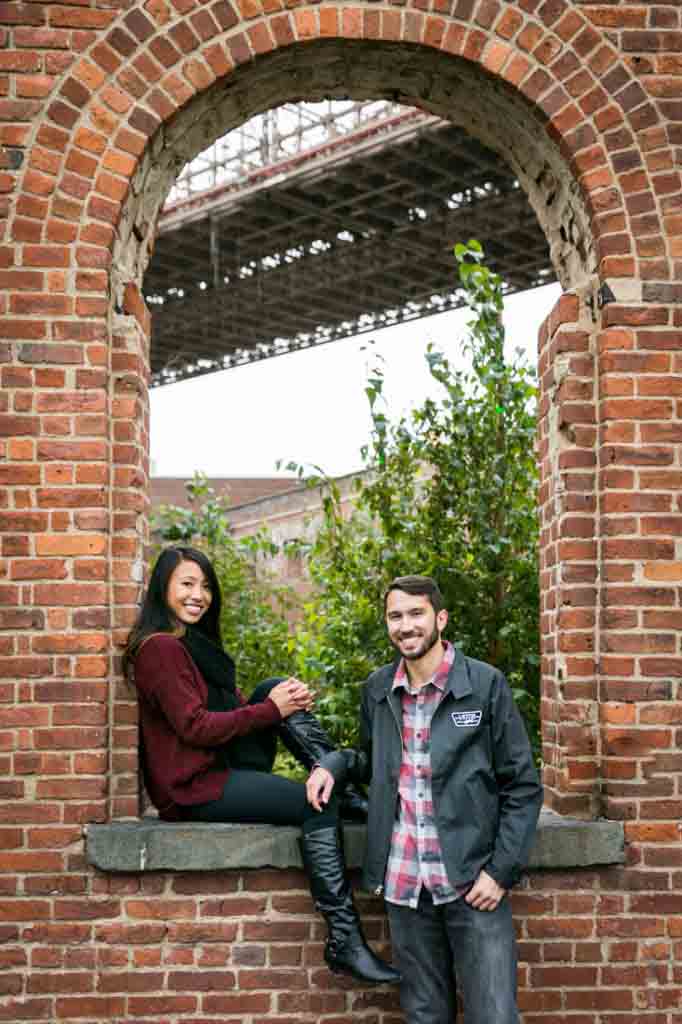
left=377, top=646, right=472, bottom=702
left=443, top=647, right=473, bottom=700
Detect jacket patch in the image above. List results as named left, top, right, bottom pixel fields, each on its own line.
left=451, top=710, right=482, bottom=728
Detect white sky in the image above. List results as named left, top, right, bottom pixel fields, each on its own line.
left=149, top=282, right=562, bottom=479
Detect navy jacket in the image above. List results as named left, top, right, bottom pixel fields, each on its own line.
left=320, top=649, right=543, bottom=894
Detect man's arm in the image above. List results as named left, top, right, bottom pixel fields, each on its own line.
left=305, top=682, right=373, bottom=810
left=484, top=671, right=543, bottom=890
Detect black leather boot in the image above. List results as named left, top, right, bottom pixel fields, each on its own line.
left=300, top=824, right=401, bottom=985
left=279, top=709, right=368, bottom=821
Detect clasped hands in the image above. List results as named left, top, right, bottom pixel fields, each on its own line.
left=305, top=766, right=506, bottom=911
left=268, top=676, right=314, bottom=717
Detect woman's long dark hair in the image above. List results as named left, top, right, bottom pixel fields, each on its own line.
left=122, top=545, right=223, bottom=678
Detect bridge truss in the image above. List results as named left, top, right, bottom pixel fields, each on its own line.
left=145, top=101, right=554, bottom=386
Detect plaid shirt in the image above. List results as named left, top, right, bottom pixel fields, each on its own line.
left=384, top=642, right=462, bottom=908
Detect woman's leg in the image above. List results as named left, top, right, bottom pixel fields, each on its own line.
left=300, top=821, right=400, bottom=985
left=249, top=678, right=368, bottom=821
left=223, top=679, right=283, bottom=772
left=248, top=677, right=285, bottom=704
left=186, top=768, right=323, bottom=826
left=186, top=770, right=399, bottom=986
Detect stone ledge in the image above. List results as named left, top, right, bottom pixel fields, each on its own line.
left=85, top=810, right=625, bottom=875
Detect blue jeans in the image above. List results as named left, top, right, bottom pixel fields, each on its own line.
left=386, top=887, right=519, bottom=1024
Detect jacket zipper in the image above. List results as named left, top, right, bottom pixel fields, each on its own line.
left=374, top=692, right=403, bottom=896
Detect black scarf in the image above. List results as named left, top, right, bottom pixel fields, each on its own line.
left=180, top=627, right=274, bottom=772
left=180, top=627, right=240, bottom=713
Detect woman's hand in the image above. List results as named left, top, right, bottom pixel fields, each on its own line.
left=268, top=677, right=314, bottom=718
left=306, top=765, right=336, bottom=811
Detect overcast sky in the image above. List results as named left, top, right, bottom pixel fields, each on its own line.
left=149, top=282, right=562, bottom=480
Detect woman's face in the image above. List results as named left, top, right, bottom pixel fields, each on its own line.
left=166, top=559, right=213, bottom=627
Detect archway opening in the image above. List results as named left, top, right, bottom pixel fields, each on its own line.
left=110, top=38, right=600, bottom=820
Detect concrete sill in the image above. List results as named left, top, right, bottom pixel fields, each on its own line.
left=85, top=810, right=625, bottom=874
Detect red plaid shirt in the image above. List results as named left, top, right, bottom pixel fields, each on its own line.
left=384, top=642, right=464, bottom=908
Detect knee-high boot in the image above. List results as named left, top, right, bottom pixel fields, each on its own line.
left=301, top=823, right=400, bottom=985
left=279, top=709, right=368, bottom=820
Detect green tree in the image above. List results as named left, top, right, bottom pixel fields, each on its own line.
left=288, top=240, right=540, bottom=750
left=152, top=242, right=540, bottom=756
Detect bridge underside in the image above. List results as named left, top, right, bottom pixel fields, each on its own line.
left=146, top=111, right=554, bottom=386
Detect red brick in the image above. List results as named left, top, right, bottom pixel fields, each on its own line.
left=1, top=9, right=682, bottom=1019
left=54, top=997, right=126, bottom=1018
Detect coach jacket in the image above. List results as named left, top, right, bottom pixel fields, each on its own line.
left=320, top=649, right=543, bottom=895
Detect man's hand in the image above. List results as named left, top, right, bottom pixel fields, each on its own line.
left=306, top=765, right=336, bottom=812
left=464, top=869, right=506, bottom=912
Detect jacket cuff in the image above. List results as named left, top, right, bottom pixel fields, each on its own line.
left=318, top=750, right=349, bottom=784
left=484, top=861, right=518, bottom=890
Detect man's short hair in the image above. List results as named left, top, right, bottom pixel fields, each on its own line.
left=383, top=575, right=445, bottom=615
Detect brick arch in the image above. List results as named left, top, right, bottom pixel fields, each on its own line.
left=3, top=4, right=682, bottom=1017
left=55, top=6, right=672, bottom=825
left=87, top=28, right=608, bottom=822
left=4, top=2, right=678, bottom=825
left=14, top=0, right=673, bottom=294
left=108, top=40, right=595, bottom=306
left=4, top=0, right=682, bottom=831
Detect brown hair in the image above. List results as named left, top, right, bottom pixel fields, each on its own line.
left=383, top=575, right=444, bottom=614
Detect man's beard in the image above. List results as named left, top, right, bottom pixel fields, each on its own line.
left=392, top=624, right=441, bottom=661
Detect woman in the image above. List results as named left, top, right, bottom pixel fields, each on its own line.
left=123, top=545, right=399, bottom=986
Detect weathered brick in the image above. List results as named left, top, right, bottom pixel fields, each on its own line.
left=0, top=7, right=681, bottom=1022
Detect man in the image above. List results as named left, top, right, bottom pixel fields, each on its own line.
left=307, top=575, right=543, bottom=1023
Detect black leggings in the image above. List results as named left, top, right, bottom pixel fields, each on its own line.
left=185, top=679, right=338, bottom=833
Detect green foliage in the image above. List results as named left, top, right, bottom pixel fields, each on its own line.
left=152, top=241, right=540, bottom=756
left=153, top=474, right=296, bottom=694
left=286, top=240, right=540, bottom=751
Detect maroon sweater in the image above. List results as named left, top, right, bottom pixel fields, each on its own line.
left=134, top=633, right=282, bottom=820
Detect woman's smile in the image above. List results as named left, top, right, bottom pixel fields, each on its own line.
left=166, top=559, right=213, bottom=626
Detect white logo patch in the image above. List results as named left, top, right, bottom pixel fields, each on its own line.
left=451, top=710, right=482, bottom=728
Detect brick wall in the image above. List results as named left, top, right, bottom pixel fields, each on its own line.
left=1, top=0, right=681, bottom=1020
left=3, top=861, right=676, bottom=1022
left=227, top=470, right=367, bottom=597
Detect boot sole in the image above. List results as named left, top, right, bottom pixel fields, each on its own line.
left=326, top=960, right=400, bottom=985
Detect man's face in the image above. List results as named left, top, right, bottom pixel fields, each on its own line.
left=385, top=590, right=448, bottom=661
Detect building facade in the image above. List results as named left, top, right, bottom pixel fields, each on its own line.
left=1, top=3, right=682, bottom=1020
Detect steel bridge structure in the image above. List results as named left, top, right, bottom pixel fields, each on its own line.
left=146, top=101, right=555, bottom=387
